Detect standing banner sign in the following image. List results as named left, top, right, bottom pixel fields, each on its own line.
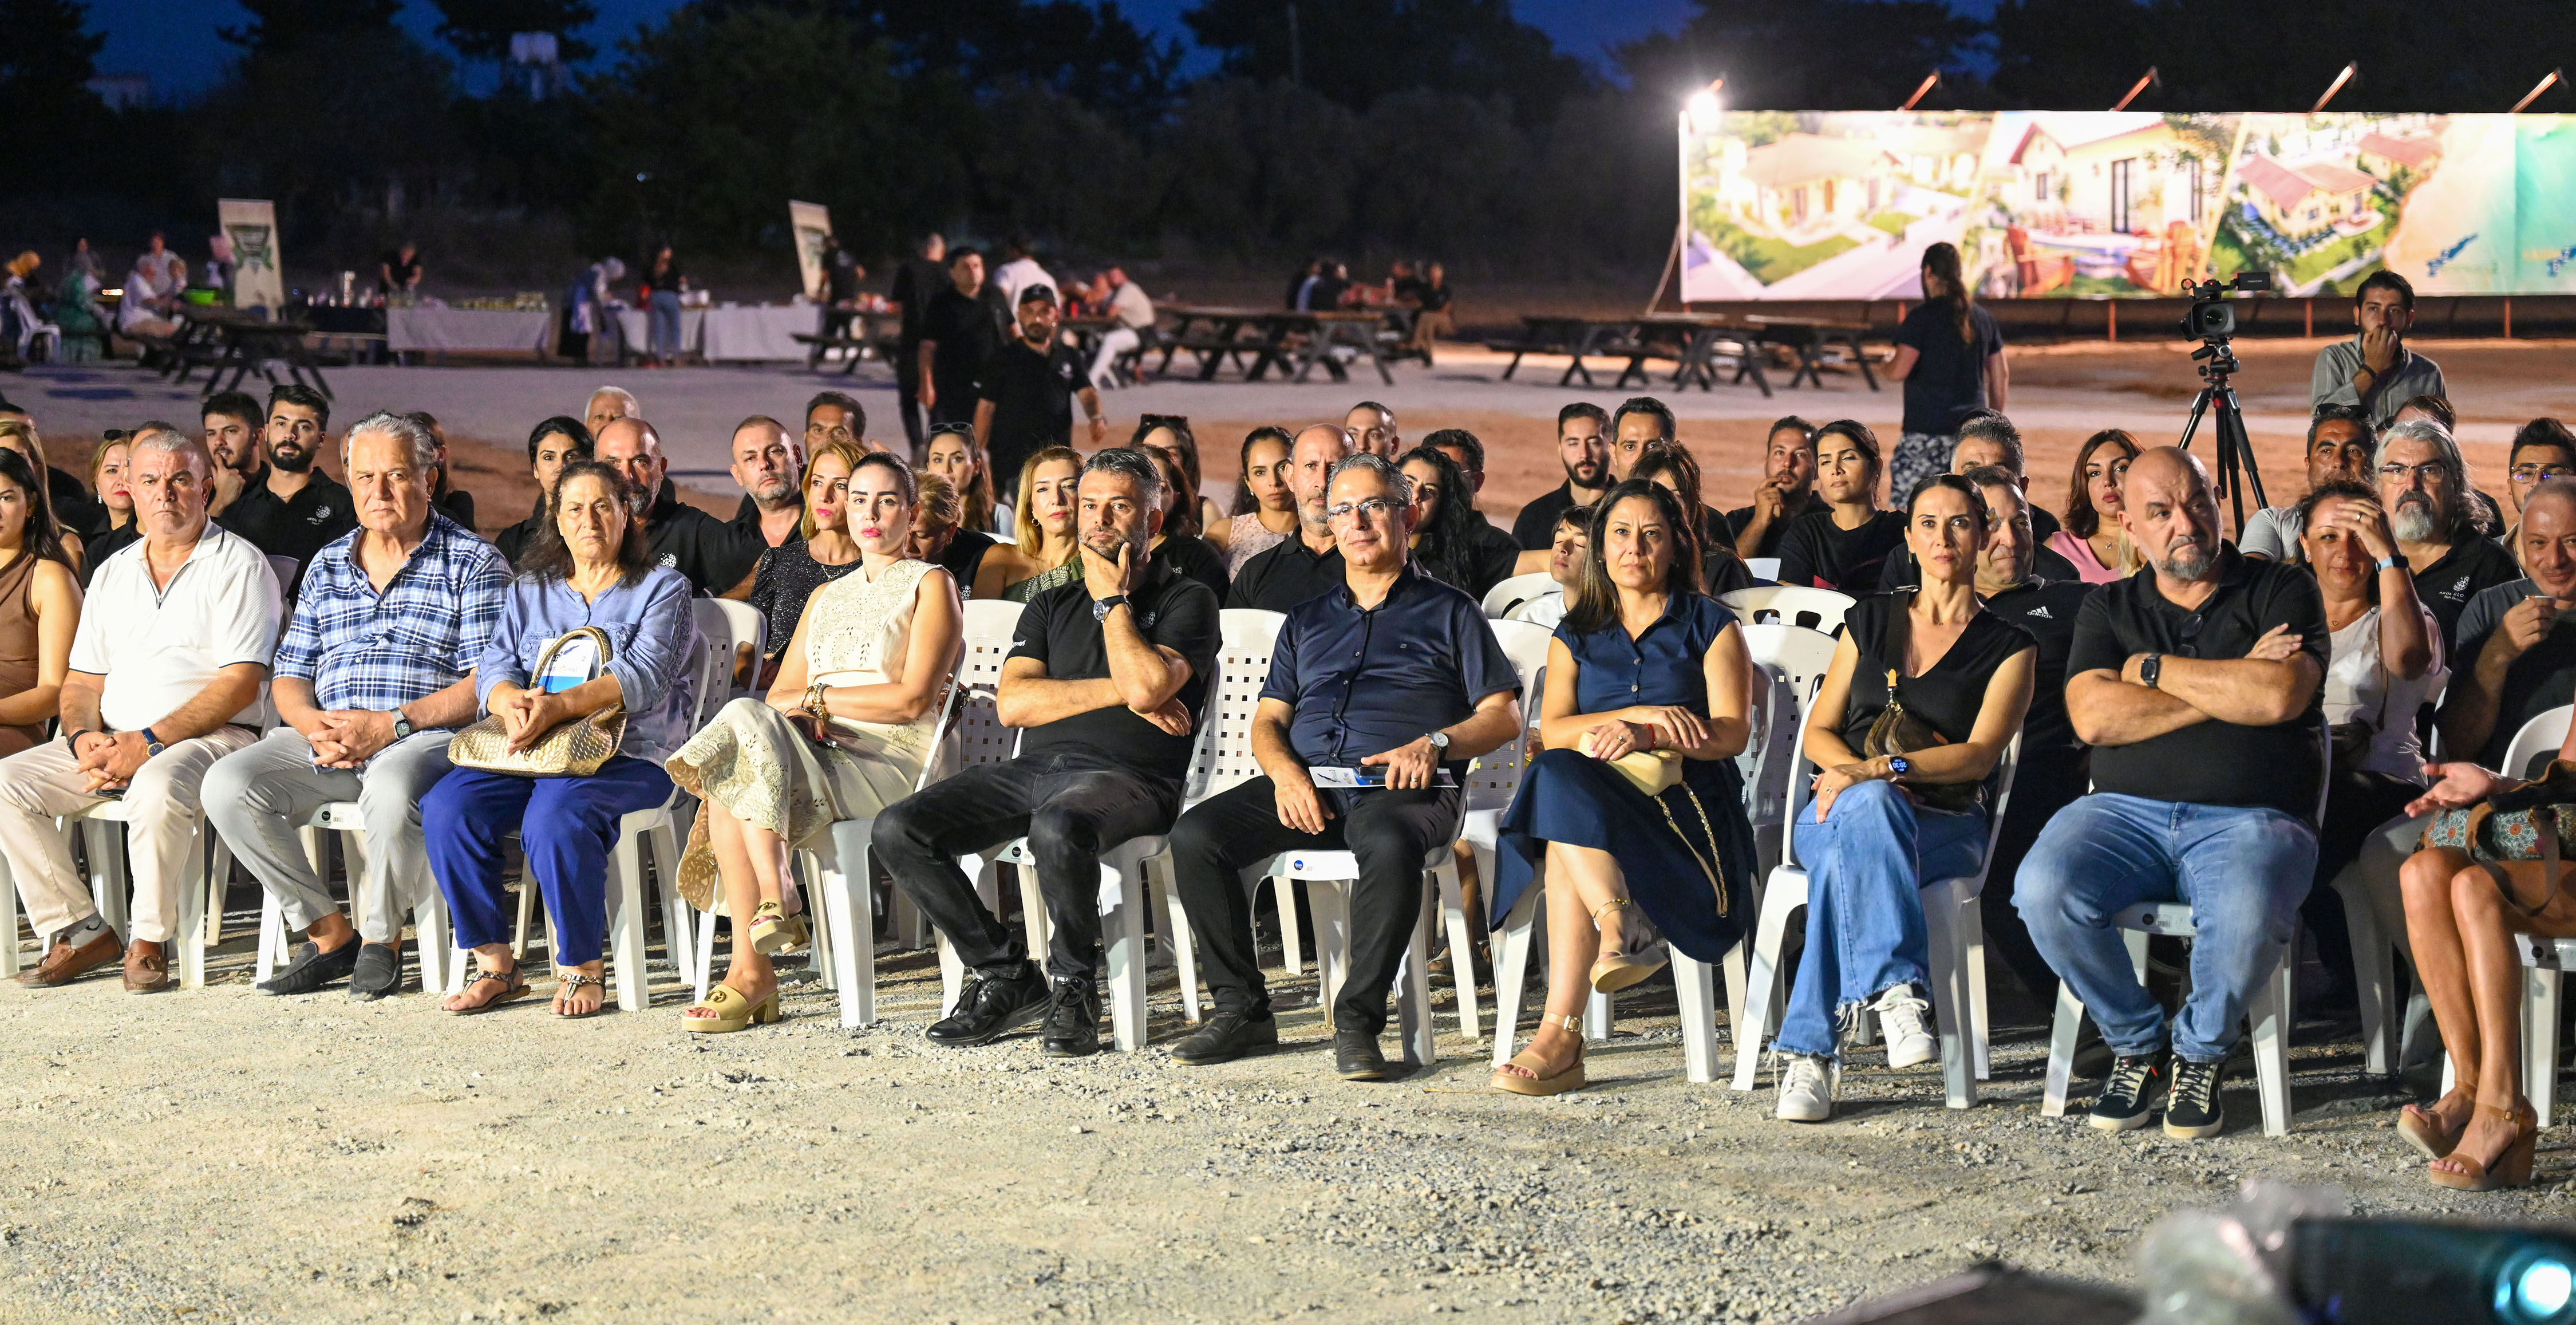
left=788, top=200, right=832, bottom=301
left=218, top=198, right=283, bottom=311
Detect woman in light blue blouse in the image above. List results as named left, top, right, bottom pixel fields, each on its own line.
left=424, top=459, right=700, bottom=1018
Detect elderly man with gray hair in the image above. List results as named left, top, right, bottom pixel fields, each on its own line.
left=3, top=423, right=278, bottom=993
left=203, top=411, right=511, bottom=999
left=2374, top=417, right=2519, bottom=653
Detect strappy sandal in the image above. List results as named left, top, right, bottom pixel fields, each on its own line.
left=553, top=971, right=607, bottom=1019
left=680, top=982, right=783, bottom=1035
left=444, top=965, right=530, bottom=1016
left=1491, top=1014, right=1587, bottom=1097
left=2398, top=1085, right=2474, bottom=1161
left=1589, top=898, right=1669, bottom=994
left=2428, top=1100, right=2541, bottom=1191
left=748, top=899, right=810, bottom=956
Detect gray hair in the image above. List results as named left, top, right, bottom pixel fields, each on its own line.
left=128, top=421, right=210, bottom=474
left=1327, top=451, right=1415, bottom=506
left=1082, top=447, right=1164, bottom=514
left=587, top=384, right=639, bottom=416
left=1953, top=410, right=2024, bottom=475
left=339, top=409, right=440, bottom=472
left=2377, top=417, right=2489, bottom=537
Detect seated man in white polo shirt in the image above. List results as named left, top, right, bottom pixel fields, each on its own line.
left=3, top=423, right=278, bottom=993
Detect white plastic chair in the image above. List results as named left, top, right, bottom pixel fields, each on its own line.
left=1731, top=718, right=2018, bottom=1109
left=1157, top=609, right=1286, bottom=1022
left=1745, top=557, right=1781, bottom=583
left=920, top=601, right=1028, bottom=1018
left=701, top=598, right=767, bottom=704
left=61, top=796, right=232, bottom=988
left=1501, top=587, right=1565, bottom=627
left=1480, top=572, right=1559, bottom=621
left=1718, top=585, right=1854, bottom=636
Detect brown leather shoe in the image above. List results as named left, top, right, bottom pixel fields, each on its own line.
left=122, top=939, right=169, bottom=994
left=16, top=928, right=123, bottom=987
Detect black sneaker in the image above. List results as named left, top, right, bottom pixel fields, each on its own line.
left=2087, top=1049, right=2168, bottom=1131
left=1041, top=976, right=1100, bottom=1058
left=255, top=940, right=359, bottom=996
left=1334, top=1027, right=1389, bottom=1080
left=1171, top=1008, right=1279, bottom=1066
left=924, top=962, right=1048, bottom=1046
left=347, top=943, right=404, bottom=1001
left=2163, top=1057, right=2225, bottom=1139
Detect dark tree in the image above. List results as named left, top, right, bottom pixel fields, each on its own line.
left=218, top=0, right=405, bottom=53
left=432, top=0, right=600, bottom=64
left=1183, top=0, right=1593, bottom=122
left=835, top=0, right=1183, bottom=123
left=1616, top=0, right=1989, bottom=111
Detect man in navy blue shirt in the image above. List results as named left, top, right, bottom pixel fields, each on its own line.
left=1168, top=453, right=1523, bottom=1080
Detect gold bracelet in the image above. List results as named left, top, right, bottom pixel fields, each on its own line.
left=804, top=682, right=828, bottom=716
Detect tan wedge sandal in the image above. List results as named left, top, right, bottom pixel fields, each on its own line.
left=748, top=900, right=810, bottom=956
left=2428, top=1100, right=2540, bottom=1192
left=1491, top=1014, right=1587, bottom=1097
left=2397, top=1085, right=2473, bottom=1161
left=681, top=983, right=783, bottom=1035
left=1589, top=898, right=1669, bottom=993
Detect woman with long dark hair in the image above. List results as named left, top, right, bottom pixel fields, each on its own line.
left=1487, top=479, right=1758, bottom=1095
left=1397, top=444, right=1512, bottom=599
left=2045, top=429, right=2143, bottom=583
left=0, top=447, right=82, bottom=758
left=1214, top=425, right=1298, bottom=574
left=1132, top=415, right=1226, bottom=537
left=1628, top=438, right=1753, bottom=596
left=1886, top=242, right=2008, bottom=498
left=1775, top=420, right=1906, bottom=592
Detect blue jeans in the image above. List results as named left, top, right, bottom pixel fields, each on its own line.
left=647, top=290, right=683, bottom=359
left=1773, top=780, right=1989, bottom=1059
left=423, top=758, right=674, bottom=968
left=2014, top=793, right=2316, bottom=1063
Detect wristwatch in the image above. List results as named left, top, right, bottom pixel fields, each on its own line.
left=1426, top=730, right=1452, bottom=756
left=2140, top=653, right=2164, bottom=689
left=1092, top=593, right=1130, bottom=622
left=64, top=728, right=92, bottom=751
left=1884, top=755, right=1911, bottom=778
left=141, top=727, right=165, bottom=758
left=390, top=709, right=414, bottom=741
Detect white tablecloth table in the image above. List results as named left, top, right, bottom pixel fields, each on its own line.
left=387, top=307, right=553, bottom=354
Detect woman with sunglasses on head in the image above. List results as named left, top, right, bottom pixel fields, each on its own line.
left=1212, top=425, right=1298, bottom=575
left=742, top=441, right=871, bottom=688
left=1132, top=415, right=1227, bottom=538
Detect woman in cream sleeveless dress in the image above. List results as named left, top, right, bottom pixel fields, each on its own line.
left=666, top=454, right=964, bottom=1031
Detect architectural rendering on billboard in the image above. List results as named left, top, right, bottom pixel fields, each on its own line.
left=1680, top=111, right=2576, bottom=300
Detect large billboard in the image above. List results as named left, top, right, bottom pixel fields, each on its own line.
left=1679, top=111, right=2576, bottom=300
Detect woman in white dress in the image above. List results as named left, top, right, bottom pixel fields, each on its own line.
left=667, top=451, right=964, bottom=1032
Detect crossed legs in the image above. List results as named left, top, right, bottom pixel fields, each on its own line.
left=2399, top=847, right=2576, bottom=1180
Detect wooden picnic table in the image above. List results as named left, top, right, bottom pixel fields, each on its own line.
left=177, top=306, right=334, bottom=400
left=792, top=308, right=900, bottom=375
left=1151, top=304, right=1396, bottom=385
left=1498, top=311, right=1883, bottom=396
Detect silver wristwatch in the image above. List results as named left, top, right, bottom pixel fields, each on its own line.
left=1426, top=730, right=1451, bottom=756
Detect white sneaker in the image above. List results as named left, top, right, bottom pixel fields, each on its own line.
left=1872, top=983, right=1937, bottom=1069
left=1775, top=1053, right=1836, bottom=1122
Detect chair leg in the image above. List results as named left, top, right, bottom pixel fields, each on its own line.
left=1394, top=884, right=1437, bottom=1067
left=2528, top=963, right=2561, bottom=1129
left=1433, top=859, right=1480, bottom=1043
left=0, top=851, right=18, bottom=979
left=605, top=826, right=651, bottom=1013
left=1017, top=862, right=1049, bottom=976
left=1308, top=879, right=1352, bottom=1029
left=82, top=821, right=128, bottom=938
left=1488, top=885, right=1540, bottom=1071
left=2247, top=947, right=2295, bottom=1137
left=694, top=898, right=721, bottom=1004
left=1721, top=943, right=1751, bottom=1064
left=2337, top=871, right=2396, bottom=1077
left=176, top=822, right=211, bottom=989
left=1958, top=892, right=1991, bottom=1080
left=1676, top=957, right=1720, bottom=1084
left=821, top=823, right=878, bottom=1030
left=648, top=820, right=690, bottom=987
left=511, top=877, right=537, bottom=960
left=1583, top=988, right=1613, bottom=1043
left=1103, top=849, right=1150, bottom=1052
left=413, top=887, right=452, bottom=997
left=805, top=854, right=835, bottom=990
left=1924, top=890, right=1973, bottom=1110
left=1162, top=857, right=1202, bottom=1024
left=1730, top=871, right=1805, bottom=1091
left=1273, top=876, right=1303, bottom=975
left=2042, top=984, right=2088, bottom=1118
left=203, top=833, right=230, bottom=948
left=894, top=884, right=931, bottom=952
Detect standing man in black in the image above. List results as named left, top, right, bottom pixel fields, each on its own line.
left=888, top=233, right=945, bottom=451
left=1167, top=452, right=1523, bottom=1079
left=874, top=448, right=1220, bottom=1056
left=1510, top=403, right=1611, bottom=551
left=219, top=385, right=357, bottom=586
left=917, top=246, right=998, bottom=431
left=1228, top=423, right=1354, bottom=613
left=975, top=286, right=1107, bottom=499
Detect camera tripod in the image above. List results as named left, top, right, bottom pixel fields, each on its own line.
left=2177, top=337, right=2269, bottom=529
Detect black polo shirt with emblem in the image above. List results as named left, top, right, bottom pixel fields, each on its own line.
left=1007, top=558, right=1221, bottom=785
left=977, top=336, right=1087, bottom=488
left=218, top=464, right=357, bottom=588
left=2409, top=534, right=2519, bottom=654
left=1984, top=577, right=2093, bottom=779
left=2067, top=548, right=2330, bottom=823
left=1227, top=534, right=1345, bottom=614
left=644, top=478, right=762, bottom=595
left=1263, top=563, right=1519, bottom=797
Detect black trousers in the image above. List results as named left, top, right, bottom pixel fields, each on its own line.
left=895, top=341, right=926, bottom=450
left=872, top=751, right=1179, bottom=983
left=1167, top=776, right=1460, bottom=1032
left=1981, top=752, right=2085, bottom=1009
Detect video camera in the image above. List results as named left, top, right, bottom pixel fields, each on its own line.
left=2180, top=270, right=2273, bottom=340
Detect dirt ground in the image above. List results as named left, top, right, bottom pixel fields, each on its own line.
left=0, top=912, right=2566, bottom=1325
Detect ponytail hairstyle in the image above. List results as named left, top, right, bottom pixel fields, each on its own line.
left=1922, top=242, right=1974, bottom=345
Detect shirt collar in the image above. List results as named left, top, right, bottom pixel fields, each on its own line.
left=1334, top=559, right=1422, bottom=610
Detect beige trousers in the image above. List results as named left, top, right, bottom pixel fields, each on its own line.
left=0, top=728, right=259, bottom=944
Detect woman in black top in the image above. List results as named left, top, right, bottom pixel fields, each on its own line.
left=1765, top=474, right=2036, bottom=1124
left=1141, top=445, right=1230, bottom=602
left=744, top=441, right=867, bottom=685
left=402, top=411, right=476, bottom=530
left=1397, top=444, right=1515, bottom=600
left=78, top=432, right=136, bottom=584
left=1885, top=242, right=2006, bottom=497
left=1629, top=437, right=1753, bottom=597
left=909, top=472, right=994, bottom=593
left=1776, top=420, right=1906, bottom=592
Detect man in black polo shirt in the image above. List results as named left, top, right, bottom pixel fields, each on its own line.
left=976, top=286, right=1106, bottom=495
left=1725, top=415, right=1829, bottom=561
left=218, top=384, right=357, bottom=585
left=916, top=246, right=999, bottom=428
left=1510, top=402, right=1612, bottom=551
left=1168, top=452, right=1523, bottom=1080
left=890, top=233, right=945, bottom=448
left=2376, top=417, right=2518, bottom=654
left=1607, top=395, right=1673, bottom=483
left=2441, top=480, right=2576, bottom=773
left=1229, top=423, right=1354, bottom=613
left=724, top=415, right=805, bottom=553
left=2017, top=448, right=2328, bottom=1142
left=875, top=449, right=1220, bottom=1058
left=1961, top=466, right=2092, bottom=1007
left=594, top=417, right=759, bottom=594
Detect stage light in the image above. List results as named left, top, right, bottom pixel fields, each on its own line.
left=2501, top=1251, right=2575, bottom=1324
left=2514, top=69, right=2563, bottom=112
left=2313, top=62, right=2358, bottom=112
left=1685, top=78, right=1724, bottom=133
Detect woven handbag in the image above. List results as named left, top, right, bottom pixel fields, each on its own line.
left=447, top=626, right=627, bottom=776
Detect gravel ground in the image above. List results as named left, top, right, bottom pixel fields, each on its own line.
left=0, top=912, right=2565, bottom=1325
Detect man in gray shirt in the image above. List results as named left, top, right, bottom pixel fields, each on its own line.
left=2239, top=405, right=2374, bottom=561
left=2310, top=271, right=2444, bottom=428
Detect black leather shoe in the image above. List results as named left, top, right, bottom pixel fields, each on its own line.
left=1172, top=1008, right=1279, bottom=1066
left=1041, top=976, right=1101, bottom=1058
left=924, top=962, right=1048, bottom=1046
left=1334, top=1027, right=1388, bottom=1080
left=256, top=940, right=359, bottom=996
left=347, top=943, right=404, bottom=1000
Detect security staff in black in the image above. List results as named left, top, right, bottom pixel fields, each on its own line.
left=874, top=450, right=1219, bottom=1058
left=1165, top=453, right=1523, bottom=1081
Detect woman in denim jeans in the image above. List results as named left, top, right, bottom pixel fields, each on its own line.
left=643, top=245, right=688, bottom=365
left=1768, top=474, right=2035, bottom=1122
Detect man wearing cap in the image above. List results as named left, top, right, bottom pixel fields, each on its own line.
left=975, top=285, right=1108, bottom=496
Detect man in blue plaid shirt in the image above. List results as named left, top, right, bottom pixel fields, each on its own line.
left=205, top=412, right=509, bottom=1000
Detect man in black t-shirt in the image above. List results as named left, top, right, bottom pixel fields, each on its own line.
left=888, top=232, right=945, bottom=448
left=976, top=286, right=1106, bottom=495
left=875, top=449, right=1220, bottom=1058
left=2017, top=449, right=2328, bottom=1142
left=916, top=247, right=1001, bottom=429
left=1725, top=416, right=1831, bottom=562
left=1510, top=402, right=1612, bottom=551
left=1230, top=423, right=1354, bottom=613
left=594, top=417, right=761, bottom=594
left=2441, top=481, right=2576, bottom=772
left=219, top=385, right=358, bottom=588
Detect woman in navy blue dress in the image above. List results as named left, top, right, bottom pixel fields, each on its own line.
left=1489, top=479, right=1759, bottom=1096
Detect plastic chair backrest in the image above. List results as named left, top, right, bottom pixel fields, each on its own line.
left=704, top=598, right=767, bottom=698
left=1719, top=585, right=1854, bottom=637
left=1480, top=571, right=1559, bottom=620
left=951, top=600, right=1026, bottom=770
left=1738, top=624, right=1839, bottom=826
left=1463, top=619, right=1555, bottom=814
left=1502, top=588, right=1564, bottom=626
left=2502, top=705, right=2573, bottom=782
left=1190, top=609, right=1286, bottom=802
left=265, top=554, right=299, bottom=622
left=685, top=598, right=740, bottom=728
left=1745, top=557, right=1781, bottom=582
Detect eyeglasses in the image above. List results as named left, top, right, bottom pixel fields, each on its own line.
left=1324, top=498, right=1401, bottom=525
left=2379, top=461, right=2451, bottom=483
left=2513, top=464, right=2576, bottom=483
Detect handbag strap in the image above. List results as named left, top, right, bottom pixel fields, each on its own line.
left=529, top=624, right=616, bottom=687
left=2481, top=815, right=2566, bottom=922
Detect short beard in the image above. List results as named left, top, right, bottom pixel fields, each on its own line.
left=2391, top=495, right=2439, bottom=543
left=753, top=479, right=798, bottom=511
left=1565, top=458, right=1603, bottom=488
left=269, top=442, right=313, bottom=475
left=1082, top=526, right=1143, bottom=563
left=2155, top=538, right=2215, bottom=581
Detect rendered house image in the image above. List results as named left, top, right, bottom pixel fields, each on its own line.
left=2237, top=153, right=2377, bottom=240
